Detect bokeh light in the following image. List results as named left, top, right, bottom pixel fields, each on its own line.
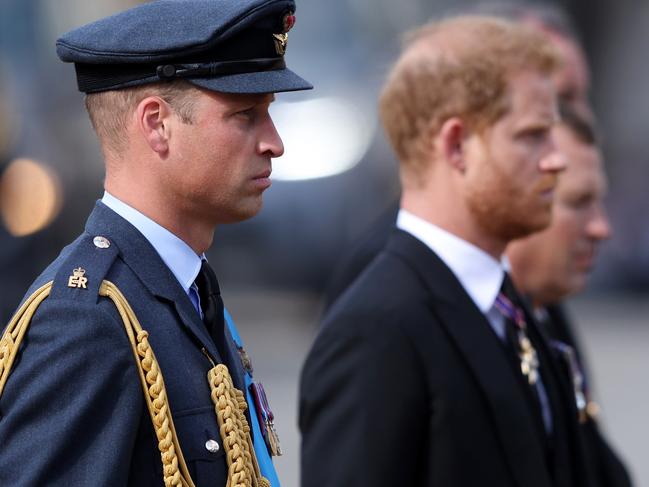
left=271, top=97, right=376, bottom=181
left=0, top=158, right=62, bottom=236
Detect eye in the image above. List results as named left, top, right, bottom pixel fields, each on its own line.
left=564, top=194, right=594, bottom=210
left=236, top=107, right=257, bottom=119
left=520, top=128, right=549, bottom=142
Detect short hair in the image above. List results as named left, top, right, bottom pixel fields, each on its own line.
left=379, top=16, right=560, bottom=178
left=85, top=80, right=199, bottom=157
left=558, top=100, right=598, bottom=146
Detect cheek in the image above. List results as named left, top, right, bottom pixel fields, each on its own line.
left=553, top=209, right=582, bottom=246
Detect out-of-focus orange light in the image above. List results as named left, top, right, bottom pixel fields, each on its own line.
left=0, top=158, right=63, bottom=237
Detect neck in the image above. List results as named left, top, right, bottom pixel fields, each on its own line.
left=105, top=180, right=214, bottom=255
left=401, top=187, right=506, bottom=260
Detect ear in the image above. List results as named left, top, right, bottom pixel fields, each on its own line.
left=136, top=96, right=173, bottom=156
left=437, top=117, right=467, bottom=172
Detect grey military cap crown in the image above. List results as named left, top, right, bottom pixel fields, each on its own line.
left=56, top=0, right=312, bottom=94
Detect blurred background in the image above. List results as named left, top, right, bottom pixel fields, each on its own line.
left=0, top=0, right=647, bottom=486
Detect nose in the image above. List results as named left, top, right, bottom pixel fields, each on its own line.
left=586, top=203, right=611, bottom=241
left=259, top=117, right=284, bottom=158
left=539, top=150, right=568, bottom=174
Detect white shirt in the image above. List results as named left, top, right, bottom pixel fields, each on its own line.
left=396, top=209, right=508, bottom=339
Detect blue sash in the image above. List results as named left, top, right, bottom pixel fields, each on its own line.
left=224, top=309, right=281, bottom=487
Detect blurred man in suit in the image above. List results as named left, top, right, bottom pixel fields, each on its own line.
left=298, top=16, right=606, bottom=487
left=316, top=5, right=632, bottom=486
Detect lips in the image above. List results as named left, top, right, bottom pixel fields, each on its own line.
left=251, top=168, right=272, bottom=191
left=573, top=245, right=596, bottom=271
left=537, top=180, right=557, bottom=195
left=253, top=169, right=272, bottom=179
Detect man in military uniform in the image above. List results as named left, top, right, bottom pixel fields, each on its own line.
left=0, top=1, right=310, bottom=485
left=299, top=16, right=604, bottom=486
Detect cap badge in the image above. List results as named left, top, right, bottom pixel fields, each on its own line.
left=283, top=12, right=296, bottom=32
left=68, top=267, right=88, bottom=289
left=273, top=12, right=295, bottom=56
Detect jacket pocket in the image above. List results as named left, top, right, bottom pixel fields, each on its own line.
left=173, top=406, right=228, bottom=486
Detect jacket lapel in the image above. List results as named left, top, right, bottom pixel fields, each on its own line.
left=84, top=201, right=224, bottom=363
left=386, top=230, right=553, bottom=487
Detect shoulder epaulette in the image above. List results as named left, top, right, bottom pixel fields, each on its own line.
left=48, top=234, right=119, bottom=303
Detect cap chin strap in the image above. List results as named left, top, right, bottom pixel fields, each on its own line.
left=74, top=57, right=285, bottom=93
left=156, top=58, right=286, bottom=80
left=0, top=280, right=270, bottom=487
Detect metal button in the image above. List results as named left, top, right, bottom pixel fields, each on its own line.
left=205, top=439, right=220, bottom=453
left=93, top=236, right=111, bottom=249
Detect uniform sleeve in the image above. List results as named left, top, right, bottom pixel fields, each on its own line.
left=0, top=297, right=144, bottom=487
left=299, top=310, right=428, bottom=487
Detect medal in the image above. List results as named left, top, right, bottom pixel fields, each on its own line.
left=250, top=381, right=282, bottom=456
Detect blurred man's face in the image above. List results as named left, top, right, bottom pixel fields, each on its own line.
left=507, top=124, right=610, bottom=305
left=463, top=71, right=562, bottom=245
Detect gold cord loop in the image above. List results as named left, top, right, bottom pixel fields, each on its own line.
left=208, top=364, right=270, bottom=487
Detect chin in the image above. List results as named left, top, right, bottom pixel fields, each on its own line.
left=523, top=213, right=553, bottom=237
left=235, top=203, right=264, bottom=222
left=501, top=217, right=551, bottom=242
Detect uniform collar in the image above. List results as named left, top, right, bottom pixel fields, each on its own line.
left=396, top=209, right=506, bottom=313
left=101, top=192, right=202, bottom=293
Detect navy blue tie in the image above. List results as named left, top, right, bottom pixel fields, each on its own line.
left=195, top=260, right=229, bottom=364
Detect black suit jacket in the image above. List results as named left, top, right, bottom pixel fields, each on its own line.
left=300, top=230, right=596, bottom=487
left=541, top=305, right=633, bottom=487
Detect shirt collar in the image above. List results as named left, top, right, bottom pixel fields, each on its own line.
left=102, top=192, right=202, bottom=293
left=396, top=209, right=506, bottom=313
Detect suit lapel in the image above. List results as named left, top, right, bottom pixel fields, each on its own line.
left=84, top=201, right=224, bottom=363
left=386, top=230, right=553, bottom=487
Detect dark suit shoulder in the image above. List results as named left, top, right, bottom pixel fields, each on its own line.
left=323, top=229, right=451, bottom=332
left=324, top=247, right=433, bottom=334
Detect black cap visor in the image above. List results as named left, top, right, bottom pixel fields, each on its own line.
left=189, top=67, right=312, bottom=94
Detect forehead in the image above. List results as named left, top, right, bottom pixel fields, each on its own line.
left=504, top=71, right=558, bottom=125
left=546, top=33, right=590, bottom=101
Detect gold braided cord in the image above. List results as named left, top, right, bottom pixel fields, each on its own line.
left=208, top=365, right=270, bottom=487
left=0, top=282, right=52, bottom=395
left=99, top=281, right=195, bottom=487
left=0, top=280, right=272, bottom=487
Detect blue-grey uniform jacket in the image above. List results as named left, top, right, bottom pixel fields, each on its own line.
left=0, top=201, right=247, bottom=486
